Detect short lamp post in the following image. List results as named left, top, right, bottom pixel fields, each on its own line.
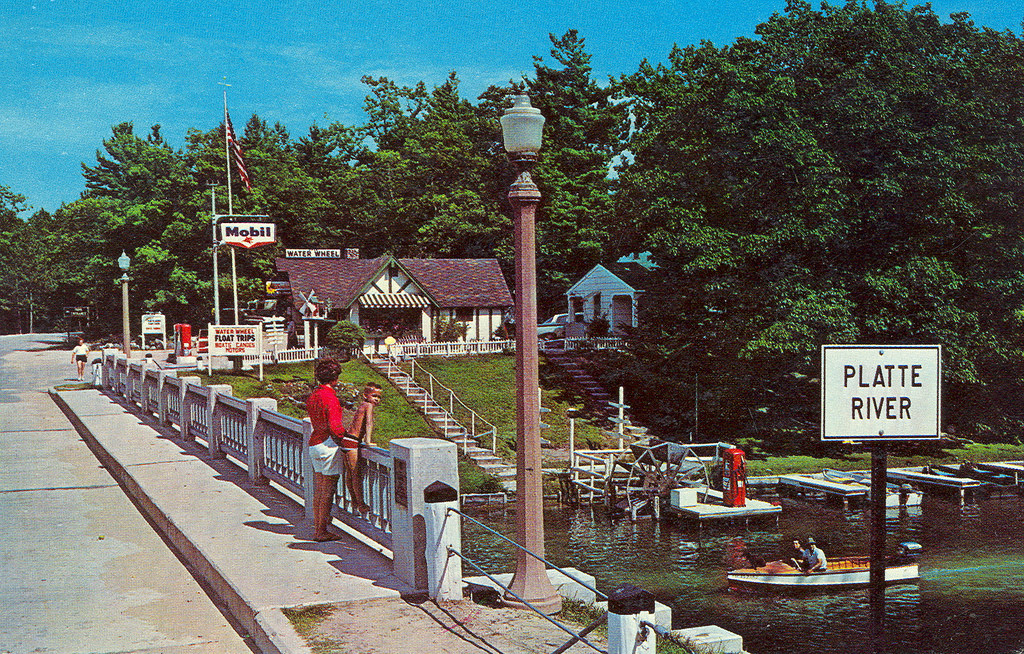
left=501, top=95, right=562, bottom=614
left=118, top=250, right=131, bottom=359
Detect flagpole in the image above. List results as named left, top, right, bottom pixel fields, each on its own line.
left=221, top=84, right=240, bottom=324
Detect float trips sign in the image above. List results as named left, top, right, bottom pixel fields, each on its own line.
left=208, top=325, right=262, bottom=356
left=221, top=222, right=276, bottom=249
left=821, top=345, right=941, bottom=441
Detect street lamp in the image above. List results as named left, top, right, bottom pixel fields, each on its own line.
left=501, top=94, right=561, bottom=614
left=118, top=250, right=131, bottom=358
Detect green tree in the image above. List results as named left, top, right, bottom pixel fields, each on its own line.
left=614, top=1, right=1024, bottom=447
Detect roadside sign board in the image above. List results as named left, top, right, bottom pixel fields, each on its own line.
left=821, top=345, right=941, bottom=441
left=221, top=222, right=276, bottom=248
left=207, top=324, right=262, bottom=357
left=141, top=313, right=165, bottom=335
left=285, top=249, right=340, bottom=258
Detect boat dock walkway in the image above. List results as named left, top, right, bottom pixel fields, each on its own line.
left=887, top=466, right=985, bottom=503
left=778, top=473, right=869, bottom=509
left=666, top=488, right=781, bottom=527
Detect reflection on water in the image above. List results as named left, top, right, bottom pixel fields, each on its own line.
left=461, top=494, right=1024, bottom=654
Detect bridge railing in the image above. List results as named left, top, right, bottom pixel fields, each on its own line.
left=98, top=351, right=457, bottom=597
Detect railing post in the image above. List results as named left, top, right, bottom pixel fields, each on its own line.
left=207, top=384, right=233, bottom=456
left=157, top=371, right=171, bottom=425
left=389, top=438, right=460, bottom=592
left=178, top=377, right=200, bottom=441
left=246, top=397, right=277, bottom=483
left=301, top=418, right=315, bottom=522
left=607, top=584, right=657, bottom=654
left=424, top=482, right=462, bottom=601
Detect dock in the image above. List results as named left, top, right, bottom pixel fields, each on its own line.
left=778, top=473, right=868, bottom=510
left=975, top=460, right=1024, bottom=485
left=665, top=488, right=781, bottom=527
left=887, top=466, right=984, bottom=504
left=779, top=470, right=923, bottom=509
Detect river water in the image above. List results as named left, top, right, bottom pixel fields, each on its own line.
left=461, top=493, right=1024, bottom=654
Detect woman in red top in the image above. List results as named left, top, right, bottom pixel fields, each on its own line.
left=306, top=358, right=353, bottom=541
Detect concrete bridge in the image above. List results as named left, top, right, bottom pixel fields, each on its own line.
left=0, top=334, right=606, bottom=654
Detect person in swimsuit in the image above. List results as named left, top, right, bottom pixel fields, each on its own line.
left=345, top=383, right=382, bottom=514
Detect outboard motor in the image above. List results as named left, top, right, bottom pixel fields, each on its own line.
left=895, top=541, right=923, bottom=563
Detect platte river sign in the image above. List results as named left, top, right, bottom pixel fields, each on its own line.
left=821, top=344, right=941, bottom=441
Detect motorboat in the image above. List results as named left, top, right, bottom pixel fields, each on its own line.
left=727, top=542, right=921, bottom=591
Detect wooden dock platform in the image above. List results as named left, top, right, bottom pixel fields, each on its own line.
left=887, top=466, right=984, bottom=504
left=665, top=488, right=781, bottom=526
left=778, top=473, right=868, bottom=509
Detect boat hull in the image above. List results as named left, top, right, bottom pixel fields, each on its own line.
left=728, top=562, right=919, bottom=591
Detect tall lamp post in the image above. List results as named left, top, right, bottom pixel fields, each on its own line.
left=501, top=95, right=561, bottom=614
left=118, top=250, right=131, bottom=358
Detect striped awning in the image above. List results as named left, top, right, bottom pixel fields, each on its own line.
left=359, top=293, right=431, bottom=308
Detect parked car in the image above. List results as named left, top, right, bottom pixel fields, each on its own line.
left=537, top=313, right=570, bottom=338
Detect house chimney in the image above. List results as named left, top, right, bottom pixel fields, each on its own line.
left=345, top=248, right=360, bottom=259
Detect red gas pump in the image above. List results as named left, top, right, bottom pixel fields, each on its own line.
left=722, top=447, right=747, bottom=507
left=174, top=323, right=192, bottom=358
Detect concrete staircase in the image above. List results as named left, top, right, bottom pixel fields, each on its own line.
left=543, top=350, right=616, bottom=421
left=366, top=355, right=516, bottom=490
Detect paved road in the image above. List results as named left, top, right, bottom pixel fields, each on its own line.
left=0, top=334, right=254, bottom=654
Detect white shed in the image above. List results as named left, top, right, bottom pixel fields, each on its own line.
left=565, top=262, right=653, bottom=334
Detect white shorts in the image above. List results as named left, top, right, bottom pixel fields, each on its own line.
left=309, top=441, right=344, bottom=476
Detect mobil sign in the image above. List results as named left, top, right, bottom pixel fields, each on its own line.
left=821, top=345, right=941, bottom=441
left=221, top=222, right=276, bottom=248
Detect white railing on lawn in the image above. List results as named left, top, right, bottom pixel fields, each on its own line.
left=564, top=336, right=625, bottom=351
left=241, top=345, right=327, bottom=364
left=393, top=339, right=514, bottom=359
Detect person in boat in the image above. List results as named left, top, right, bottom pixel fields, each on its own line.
left=804, top=537, right=827, bottom=573
left=789, top=539, right=808, bottom=571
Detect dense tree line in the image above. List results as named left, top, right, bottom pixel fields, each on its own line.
left=2, top=3, right=1022, bottom=447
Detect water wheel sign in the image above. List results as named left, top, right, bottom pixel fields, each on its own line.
left=821, top=344, right=941, bottom=441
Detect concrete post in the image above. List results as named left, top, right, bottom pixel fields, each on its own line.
left=178, top=376, right=200, bottom=441
left=301, top=418, right=315, bottom=522
left=607, top=584, right=656, bottom=654
left=206, top=384, right=233, bottom=456
left=101, top=350, right=115, bottom=389
left=389, top=438, right=459, bottom=592
left=157, top=371, right=170, bottom=425
left=246, top=398, right=277, bottom=483
left=424, top=481, right=462, bottom=601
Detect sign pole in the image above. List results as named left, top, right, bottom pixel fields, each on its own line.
left=208, top=323, right=214, bottom=376
left=869, top=443, right=887, bottom=651
left=258, top=326, right=264, bottom=381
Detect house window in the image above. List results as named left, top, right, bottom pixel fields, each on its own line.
left=456, top=307, right=474, bottom=322
left=592, top=293, right=601, bottom=319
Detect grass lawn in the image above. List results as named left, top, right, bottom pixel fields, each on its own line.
left=195, top=360, right=434, bottom=446
left=748, top=441, right=1024, bottom=477
left=405, top=353, right=619, bottom=458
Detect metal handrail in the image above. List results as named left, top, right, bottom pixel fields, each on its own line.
left=449, top=507, right=607, bottom=602
left=447, top=550, right=607, bottom=654
left=404, top=359, right=501, bottom=452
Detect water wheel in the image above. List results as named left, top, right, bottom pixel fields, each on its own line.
left=614, top=438, right=712, bottom=520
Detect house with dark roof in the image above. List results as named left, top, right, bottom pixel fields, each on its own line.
left=275, top=251, right=513, bottom=345
left=565, top=261, right=654, bottom=334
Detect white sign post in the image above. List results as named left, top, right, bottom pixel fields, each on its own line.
left=821, top=343, right=941, bottom=635
left=207, top=324, right=264, bottom=380
left=140, top=313, right=166, bottom=348
left=821, top=344, right=941, bottom=442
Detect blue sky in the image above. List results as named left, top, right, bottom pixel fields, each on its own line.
left=2, top=0, right=1021, bottom=215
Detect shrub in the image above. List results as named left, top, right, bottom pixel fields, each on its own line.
left=325, top=320, right=365, bottom=357
left=434, top=317, right=468, bottom=342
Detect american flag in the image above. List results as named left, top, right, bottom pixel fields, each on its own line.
left=225, top=113, right=251, bottom=190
